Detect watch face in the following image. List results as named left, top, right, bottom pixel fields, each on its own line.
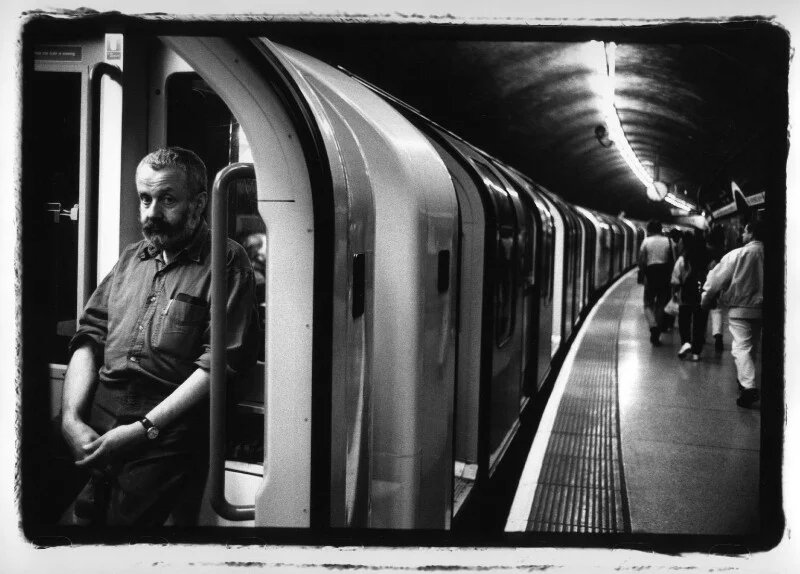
left=146, top=426, right=160, bottom=440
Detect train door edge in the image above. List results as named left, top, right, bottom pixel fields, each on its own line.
left=163, top=36, right=342, bottom=529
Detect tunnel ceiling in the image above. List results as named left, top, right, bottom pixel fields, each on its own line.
left=265, top=20, right=788, bottom=222
left=32, top=15, right=787, bottom=223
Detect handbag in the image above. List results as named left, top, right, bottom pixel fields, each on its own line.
left=663, top=297, right=680, bottom=316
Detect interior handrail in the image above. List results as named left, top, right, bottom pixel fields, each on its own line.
left=209, top=162, right=257, bottom=521
left=83, top=62, right=122, bottom=308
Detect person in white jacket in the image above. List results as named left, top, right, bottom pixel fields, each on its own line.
left=701, top=221, right=764, bottom=407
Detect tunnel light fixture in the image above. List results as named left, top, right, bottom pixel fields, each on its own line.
left=664, top=192, right=696, bottom=212
left=593, top=41, right=657, bottom=196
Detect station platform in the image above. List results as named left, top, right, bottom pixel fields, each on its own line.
left=506, top=270, right=761, bottom=534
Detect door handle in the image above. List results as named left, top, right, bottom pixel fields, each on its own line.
left=46, top=202, right=79, bottom=223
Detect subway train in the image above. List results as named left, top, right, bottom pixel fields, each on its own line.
left=25, top=32, right=691, bottom=532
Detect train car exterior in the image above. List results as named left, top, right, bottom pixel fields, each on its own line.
left=23, top=29, right=645, bottom=534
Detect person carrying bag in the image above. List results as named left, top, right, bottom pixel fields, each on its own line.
left=671, top=231, right=710, bottom=360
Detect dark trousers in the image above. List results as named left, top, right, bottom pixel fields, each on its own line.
left=643, top=264, right=671, bottom=330
left=51, top=415, right=208, bottom=527
left=678, top=305, right=709, bottom=354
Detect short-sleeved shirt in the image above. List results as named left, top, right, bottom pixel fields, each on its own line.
left=638, top=234, right=673, bottom=267
left=69, top=220, right=260, bottom=433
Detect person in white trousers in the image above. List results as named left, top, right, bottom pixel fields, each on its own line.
left=701, top=221, right=764, bottom=407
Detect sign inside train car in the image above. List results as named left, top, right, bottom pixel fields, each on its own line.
left=105, top=34, right=123, bottom=62
left=33, top=45, right=82, bottom=62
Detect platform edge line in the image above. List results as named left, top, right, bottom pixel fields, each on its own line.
left=504, top=268, right=638, bottom=532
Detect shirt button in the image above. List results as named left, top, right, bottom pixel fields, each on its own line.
left=148, top=296, right=156, bottom=303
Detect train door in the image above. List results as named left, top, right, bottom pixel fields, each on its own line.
left=622, top=219, right=638, bottom=269
left=610, top=219, right=624, bottom=279
left=574, top=212, right=588, bottom=317
left=419, top=133, right=486, bottom=519
left=619, top=219, right=629, bottom=268
left=498, top=168, right=541, bottom=403
left=527, top=187, right=555, bottom=390
left=469, top=160, right=525, bottom=472
left=577, top=207, right=605, bottom=293
left=25, top=36, right=103, bottom=526
left=577, top=208, right=598, bottom=302
left=286, top=49, right=459, bottom=530
left=537, top=192, right=564, bottom=356
left=612, top=220, right=624, bottom=277
left=156, top=37, right=342, bottom=529
left=563, top=207, right=577, bottom=337
left=29, top=36, right=127, bottom=419
left=595, top=214, right=612, bottom=288
left=518, top=202, right=536, bottom=400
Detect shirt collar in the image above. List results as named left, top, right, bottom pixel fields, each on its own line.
left=138, top=219, right=210, bottom=264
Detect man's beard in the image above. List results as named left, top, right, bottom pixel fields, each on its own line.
left=142, top=215, right=198, bottom=252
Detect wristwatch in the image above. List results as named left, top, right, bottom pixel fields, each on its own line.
left=139, top=416, right=160, bottom=440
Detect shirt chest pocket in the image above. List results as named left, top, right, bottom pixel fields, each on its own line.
left=153, top=294, right=208, bottom=357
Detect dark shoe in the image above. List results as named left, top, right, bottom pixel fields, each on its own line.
left=736, top=388, right=760, bottom=408
left=650, top=328, right=661, bottom=346
left=714, top=334, right=723, bottom=352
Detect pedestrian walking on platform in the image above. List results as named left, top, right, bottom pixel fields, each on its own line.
left=672, top=231, right=711, bottom=361
left=638, top=220, right=675, bottom=346
left=701, top=220, right=764, bottom=408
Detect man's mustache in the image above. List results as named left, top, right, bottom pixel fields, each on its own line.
left=142, top=218, right=177, bottom=234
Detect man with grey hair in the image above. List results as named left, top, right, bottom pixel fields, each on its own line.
left=60, top=147, right=259, bottom=525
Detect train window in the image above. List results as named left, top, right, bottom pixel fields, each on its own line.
left=167, top=73, right=238, bottom=179
left=495, top=226, right=516, bottom=346
left=166, top=72, right=266, bottom=243
left=33, top=71, right=82, bottom=365
left=473, top=161, right=517, bottom=347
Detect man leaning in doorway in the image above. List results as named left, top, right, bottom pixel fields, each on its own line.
left=60, top=147, right=260, bottom=525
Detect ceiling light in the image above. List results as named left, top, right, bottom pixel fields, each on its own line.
left=592, top=40, right=657, bottom=197
left=664, top=192, right=696, bottom=212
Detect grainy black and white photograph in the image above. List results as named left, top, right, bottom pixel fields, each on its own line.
left=1, top=1, right=798, bottom=572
